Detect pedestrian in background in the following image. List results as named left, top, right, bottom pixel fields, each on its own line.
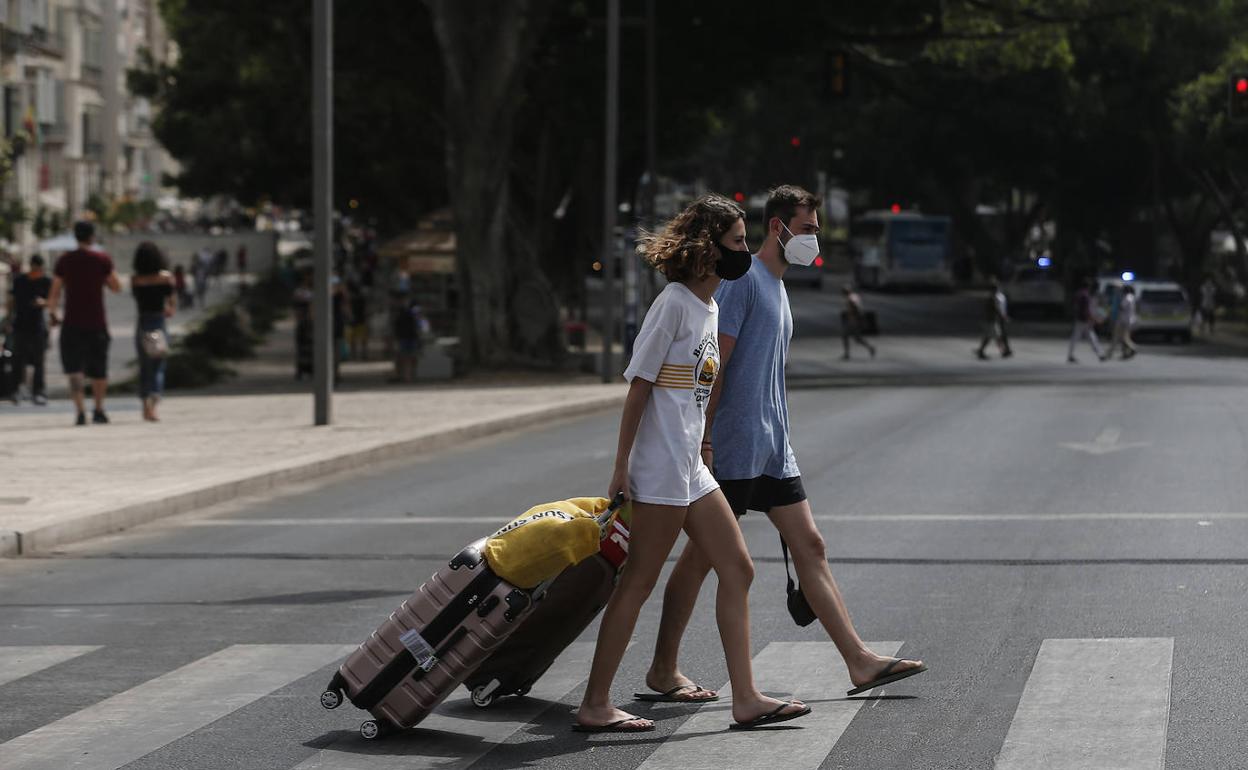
left=193, top=247, right=212, bottom=307
left=976, top=276, right=1012, bottom=360
left=173, top=264, right=191, bottom=309
left=576, top=193, right=810, bottom=733
left=1067, top=278, right=1105, bottom=363
left=391, top=296, right=426, bottom=383
left=5, top=254, right=51, bottom=404
left=1199, top=276, right=1217, bottom=335
left=840, top=284, right=876, bottom=360
left=1108, top=284, right=1138, bottom=360
left=346, top=279, right=370, bottom=361
left=47, top=221, right=121, bottom=425
left=293, top=273, right=314, bottom=380
left=236, top=245, right=248, bottom=276
left=131, top=242, right=176, bottom=422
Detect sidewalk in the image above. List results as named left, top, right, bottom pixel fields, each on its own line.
left=0, top=379, right=626, bottom=556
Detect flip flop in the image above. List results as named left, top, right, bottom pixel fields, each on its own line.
left=633, top=683, right=719, bottom=703
left=846, top=658, right=928, bottom=696
left=728, top=700, right=811, bottom=730
left=571, top=717, right=655, bottom=733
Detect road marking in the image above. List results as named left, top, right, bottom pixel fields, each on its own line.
left=995, top=638, right=1172, bottom=770
left=635, top=641, right=902, bottom=770
left=181, top=512, right=1248, bottom=527
left=295, top=641, right=599, bottom=769
left=1061, top=426, right=1150, bottom=455
left=0, top=644, right=353, bottom=770
left=0, top=646, right=100, bottom=687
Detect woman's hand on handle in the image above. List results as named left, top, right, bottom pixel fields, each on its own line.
left=608, top=464, right=629, bottom=503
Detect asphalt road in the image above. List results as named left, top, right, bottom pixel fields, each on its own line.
left=3, top=285, right=1248, bottom=769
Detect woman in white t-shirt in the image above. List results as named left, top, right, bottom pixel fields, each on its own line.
left=575, top=195, right=811, bottom=733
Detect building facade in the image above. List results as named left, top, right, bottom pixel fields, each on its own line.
left=1, top=0, right=172, bottom=249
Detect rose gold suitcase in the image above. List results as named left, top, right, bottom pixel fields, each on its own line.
left=318, top=539, right=535, bottom=739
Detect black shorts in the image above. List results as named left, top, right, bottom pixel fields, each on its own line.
left=717, top=475, right=807, bottom=518
left=60, top=327, right=110, bottom=379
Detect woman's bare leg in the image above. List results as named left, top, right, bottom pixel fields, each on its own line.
left=684, top=489, right=807, bottom=723
left=577, top=501, right=686, bottom=729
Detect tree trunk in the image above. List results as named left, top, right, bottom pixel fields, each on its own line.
left=426, top=0, right=552, bottom=367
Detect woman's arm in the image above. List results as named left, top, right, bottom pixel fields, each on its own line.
left=609, top=377, right=654, bottom=499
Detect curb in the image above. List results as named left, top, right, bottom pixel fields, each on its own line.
left=5, top=392, right=625, bottom=557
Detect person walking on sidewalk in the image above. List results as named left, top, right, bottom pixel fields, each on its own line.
left=5, top=254, right=51, bottom=404
left=1107, top=284, right=1138, bottom=360
left=1199, top=276, right=1217, bottom=335
left=840, top=284, right=876, bottom=360
left=47, top=221, right=121, bottom=425
left=1067, top=278, right=1105, bottom=364
left=976, top=277, right=1013, bottom=360
left=642, top=185, right=926, bottom=706
left=576, top=194, right=810, bottom=733
left=131, top=242, right=176, bottom=421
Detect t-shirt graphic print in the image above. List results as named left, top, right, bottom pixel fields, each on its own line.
left=622, top=282, right=721, bottom=506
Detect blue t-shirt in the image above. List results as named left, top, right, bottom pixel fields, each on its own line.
left=711, top=256, right=799, bottom=480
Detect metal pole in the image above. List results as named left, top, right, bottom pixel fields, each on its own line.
left=601, top=0, right=619, bottom=383
left=312, top=0, right=333, bottom=424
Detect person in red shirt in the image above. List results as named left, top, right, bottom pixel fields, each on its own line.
left=47, top=221, right=121, bottom=425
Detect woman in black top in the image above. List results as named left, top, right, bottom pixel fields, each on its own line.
left=132, top=242, right=176, bottom=421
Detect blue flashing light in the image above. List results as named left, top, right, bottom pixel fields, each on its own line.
left=1037, top=256, right=1052, bottom=268
left=1121, top=271, right=1136, bottom=282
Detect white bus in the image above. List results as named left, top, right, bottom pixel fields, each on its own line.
left=851, top=211, right=954, bottom=289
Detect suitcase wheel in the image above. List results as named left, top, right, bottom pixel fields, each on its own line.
left=360, top=719, right=393, bottom=740
left=469, top=683, right=494, bottom=708
left=319, top=689, right=343, bottom=710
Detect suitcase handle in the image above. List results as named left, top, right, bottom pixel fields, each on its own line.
left=531, top=494, right=627, bottom=604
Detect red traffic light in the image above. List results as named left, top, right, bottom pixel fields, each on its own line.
left=890, top=203, right=902, bottom=214
left=733, top=191, right=745, bottom=203
left=1237, top=78, right=1248, bottom=94
left=790, top=136, right=801, bottom=148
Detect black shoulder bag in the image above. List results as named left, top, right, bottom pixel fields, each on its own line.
left=781, top=537, right=817, bottom=627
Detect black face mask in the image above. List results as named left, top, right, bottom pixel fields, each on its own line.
left=715, top=244, right=752, bottom=280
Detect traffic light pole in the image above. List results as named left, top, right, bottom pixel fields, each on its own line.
left=312, top=0, right=334, bottom=425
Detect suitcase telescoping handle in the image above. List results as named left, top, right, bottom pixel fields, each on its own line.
left=532, top=493, right=627, bottom=603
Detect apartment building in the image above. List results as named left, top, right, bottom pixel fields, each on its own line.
left=1, top=0, right=172, bottom=248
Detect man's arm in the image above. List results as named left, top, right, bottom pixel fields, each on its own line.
left=105, top=271, right=121, bottom=293
left=47, top=276, right=63, bottom=325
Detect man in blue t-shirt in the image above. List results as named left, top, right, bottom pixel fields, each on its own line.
left=639, top=186, right=927, bottom=702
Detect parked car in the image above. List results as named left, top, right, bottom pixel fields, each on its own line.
left=1004, top=266, right=1066, bottom=317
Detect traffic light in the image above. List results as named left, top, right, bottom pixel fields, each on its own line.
left=1230, top=73, right=1248, bottom=121
left=825, top=50, right=849, bottom=98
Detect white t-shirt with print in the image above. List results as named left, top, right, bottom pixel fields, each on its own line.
left=623, top=282, right=721, bottom=506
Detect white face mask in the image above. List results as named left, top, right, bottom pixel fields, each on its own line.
left=779, top=222, right=820, bottom=266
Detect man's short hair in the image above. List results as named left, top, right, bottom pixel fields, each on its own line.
left=764, top=185, right=822, bottom=229
left=73, top=220, right=95, bottom=243
left=29, top=254, right=44, bottom=268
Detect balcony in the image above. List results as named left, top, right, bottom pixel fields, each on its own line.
left=83, top=141, right=104, bottom=160
left=28, top=26, right=66, bottom=57
left=40, top=123, right=69, bottom=145
left=80, top=63, right=103, bottom=87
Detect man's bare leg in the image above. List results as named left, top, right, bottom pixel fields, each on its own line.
left=646, top=538, right=717, bottom=698
left=91, top=379, right=107, bottom=412
left=68, top=373, right=85, bottom=416
left=767, top=499, right=924, bottom=687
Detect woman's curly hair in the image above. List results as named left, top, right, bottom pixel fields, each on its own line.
left=637, top=194, right=745, bottom=282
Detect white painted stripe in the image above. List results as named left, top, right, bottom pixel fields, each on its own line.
left=0, top=646, right=100, bottom=688
left=181, top=512, right=1248, bottom=527
left=0, top=644, right=353, bottom=770
left=996, top=638, right=1173, bottom=770
left=636, top=641, right=902, bottom=770
left=295, top=641, right=600, bottom=769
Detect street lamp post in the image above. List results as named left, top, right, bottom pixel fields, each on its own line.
left=312, top=0, right=334, bottom=425
left=601, top=0, right=619, bottom=383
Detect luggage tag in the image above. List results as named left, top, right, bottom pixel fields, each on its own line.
left=398, top=628, right=439, bottom=672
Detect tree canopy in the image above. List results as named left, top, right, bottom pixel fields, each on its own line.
left=134, top=0, right=1248, bottom=365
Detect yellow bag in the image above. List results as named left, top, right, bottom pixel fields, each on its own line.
left=483, top=497, right=609, bottom=588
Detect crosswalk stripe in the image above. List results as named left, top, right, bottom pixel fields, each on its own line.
left=995, top=638, right=1173, bottom=770
left=0, top=646, right=101, bottom=688
left=294, top=641, right=599, bottom=769
left=0, top=643, right=353, bottom=770
left=636, top=641, right=902, bottom=770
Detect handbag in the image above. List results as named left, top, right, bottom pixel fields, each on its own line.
left=781, top=537, right=817, bottom=627
left=141, top=329, right=169, bottom=359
